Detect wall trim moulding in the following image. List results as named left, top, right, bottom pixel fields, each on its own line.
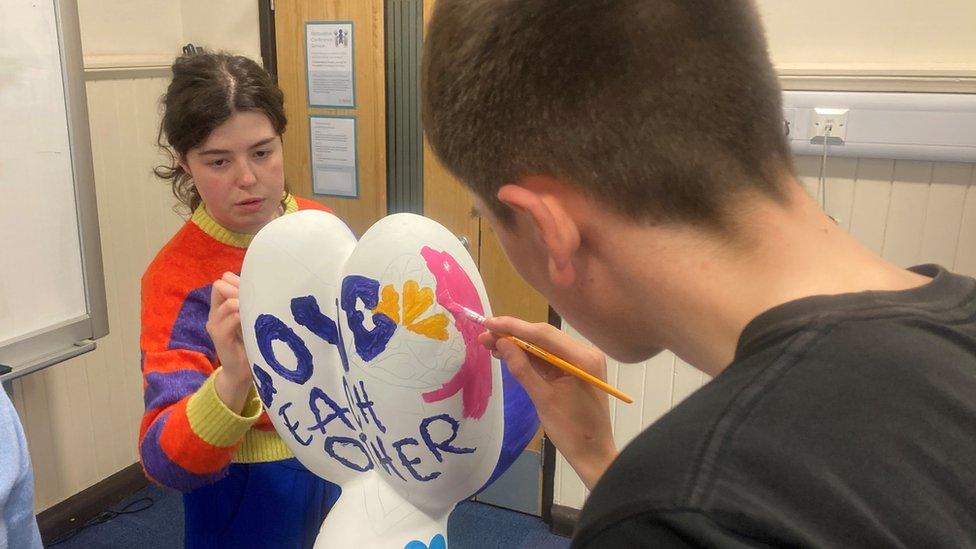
left=778, top=68, right=976, bottom=94
left=83, top=54, right=173, bottom=80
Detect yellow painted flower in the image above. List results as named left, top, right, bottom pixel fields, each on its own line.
left=372, top=280, right=450, bottom=341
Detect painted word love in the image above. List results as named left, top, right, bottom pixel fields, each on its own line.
left=249, top=277, right=475, bottom=483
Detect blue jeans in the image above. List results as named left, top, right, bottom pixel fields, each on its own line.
left=183, top=458, right=341, bottom=549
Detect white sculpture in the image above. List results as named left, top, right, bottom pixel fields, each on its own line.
left=239, top=212, right=538, bottom=548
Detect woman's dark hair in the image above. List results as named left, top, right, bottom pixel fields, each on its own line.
left=155, top=52, right=289, bottom=213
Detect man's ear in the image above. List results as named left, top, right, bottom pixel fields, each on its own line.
left=497, top=180, right=581, bottom=288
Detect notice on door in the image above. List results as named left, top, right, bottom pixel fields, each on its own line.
left=306, top=21, right=355, bottom=108
left=310, top=115, right=358, bottom=198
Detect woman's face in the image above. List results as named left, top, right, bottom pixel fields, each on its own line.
left=181, top=111, right=286, bottom=234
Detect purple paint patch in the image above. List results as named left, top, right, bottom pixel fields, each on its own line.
left=141, top=412, right=228, bottom=492
left=255, top=313, right=314, bottom=384
left=143, top=369, right=208, bottom=411
left=475, top=359, right=539, bottom=495
left=420, top=247, right=492, bottom=419
left=168, top=285, right=217, bottom=361
left=252, top=364, right=277, bottom=408
left=341, top=275, right=398, bottom=362
left=291, top=295, right=340, bottom=345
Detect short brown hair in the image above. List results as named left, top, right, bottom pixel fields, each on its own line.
left=155, top=52, right=288, bottom=213
left=422, top=0, right=793, bottom=227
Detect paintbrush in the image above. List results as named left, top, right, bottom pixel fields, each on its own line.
left=442, top=300, right=634, bottom=404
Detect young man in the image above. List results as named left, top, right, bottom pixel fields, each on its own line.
left=423, top=0, right=976, bottom=546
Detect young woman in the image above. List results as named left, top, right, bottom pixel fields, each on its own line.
left=139, top=52, right=341, bottom=548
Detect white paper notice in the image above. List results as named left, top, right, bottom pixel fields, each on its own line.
left=310, top=116, right=358, bottom=197
left=306, top=22, right=355, bottom=108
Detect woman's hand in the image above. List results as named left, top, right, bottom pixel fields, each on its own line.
left=208, top=272, right=253, bottom=414
left=479, top=316, right=617, bottom=489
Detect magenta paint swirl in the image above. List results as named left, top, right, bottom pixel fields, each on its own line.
left=420, top=246, right=492, bottom=419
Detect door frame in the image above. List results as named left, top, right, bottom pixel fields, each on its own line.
left=258, top=0, right=277, bottom=80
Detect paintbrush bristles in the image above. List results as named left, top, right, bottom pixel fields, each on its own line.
left=457, top=305, right=487, bottom=325
left=438, top=297, right=634, bottom=403
left=438, top=289, right=488, bottom=325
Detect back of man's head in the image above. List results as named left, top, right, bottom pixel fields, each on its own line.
left=422, top=0, right=794, bottom=229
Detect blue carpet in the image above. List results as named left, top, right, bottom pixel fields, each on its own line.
left=49, top=485, right=570, bottom=548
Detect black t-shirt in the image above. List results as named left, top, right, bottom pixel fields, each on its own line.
left=574, top=265, right=976, bottom=548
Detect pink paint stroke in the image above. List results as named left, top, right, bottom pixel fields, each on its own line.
left=420, top=246, right=492, bottom=419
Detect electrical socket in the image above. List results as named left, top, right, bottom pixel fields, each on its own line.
left=809, top=107, right=849, bottom=145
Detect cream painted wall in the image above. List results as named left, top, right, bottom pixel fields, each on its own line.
left=76, top=0, right=182, bottom=60
left=181, top=0, right=262, bottom=62
left=756, top=0, right=976, bottom=72
left=10, top=1, right=261, bottom=513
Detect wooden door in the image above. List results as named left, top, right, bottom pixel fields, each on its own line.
left=275, top=0, right=387, bottom=236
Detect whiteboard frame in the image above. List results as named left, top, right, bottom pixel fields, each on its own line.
left=0, top=0, right=107, bottom=382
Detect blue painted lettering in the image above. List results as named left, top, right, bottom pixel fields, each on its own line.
left=252, top=364, right=276, bottom=408
left=254, top=314, right=314, bottom=384
left=342, top=377, right=363, bottom=429
left=278, top=402, right=312, bottom=446
left=393, top=437, right=440, bottom=482
left=308, top=387, right=355, bottom=434
left=325, top=435, right=374, bottom=472
left=420, top=414, right=476, bottom=463
left=292, top=295, right=339, bottom=344
left=340, top=276, right=397, bottom=362
left=353, top=380, right=387, bottom=433
left=368, top=435, right=405, bottom=481
left=333, top=299, right=351, bottom=371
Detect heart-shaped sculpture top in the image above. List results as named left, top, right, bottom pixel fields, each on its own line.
left=239, top=212, right=539, bottom=548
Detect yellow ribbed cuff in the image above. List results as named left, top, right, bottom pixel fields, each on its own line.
left=234, top=429, right=294, bottom=464
left=191, top=194, right=299, bottom=248
left=186, top=369, right=262, bottom=448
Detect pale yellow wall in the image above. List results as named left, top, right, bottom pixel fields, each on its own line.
left=181, top=0, right=262, bottom=62
left=756, top=0, right=976, bottom=73
left=77, top=0, right=182, bottom=60
left=10, top=1, right=260, bottom=512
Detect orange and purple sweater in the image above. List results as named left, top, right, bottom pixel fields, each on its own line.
left=139, top=196, right=333, bottom=491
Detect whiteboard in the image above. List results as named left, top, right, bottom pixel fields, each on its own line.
left=0, top=0, right=107, bottom=380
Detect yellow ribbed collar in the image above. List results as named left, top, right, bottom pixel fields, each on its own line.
left=191, top=194, right=298, bottom=248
